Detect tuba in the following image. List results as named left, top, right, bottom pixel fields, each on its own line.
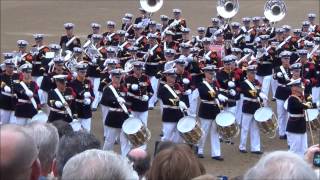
left=264, top=0, right=286, bottom=22
left=140, top=0, right=163, bottom=13
left=216, top=0, right=239, bottom=19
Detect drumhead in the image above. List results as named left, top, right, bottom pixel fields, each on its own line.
left=216, top=111, right=235, bottom=127
left=177, top=116, right=197, bottom=133
left=122, top=117, right=143, bottom=134
left=254, top=107, right=273, bottom=122
left=306, top=109, right=319, bottom=121
left=31, top=111, right=48, bottom=123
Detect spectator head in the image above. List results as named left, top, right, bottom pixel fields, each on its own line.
left=154, top=141, right=175, bottom=156
left=50, top=120, right=73, bottom=138
left=61, top=149, right=138, bottom=180
left=192, top=174, right=216, bottom=180
left=53, top=131, right=101, bottom=178
left=127, top=148, right=151, bottom=178
left=148, top=144, right=205, bottom=180
left=0, top=124, right=41, bottom=180
left=244, top=151, right=317, bottom=180
left=25, top=122, right=59, bottom=177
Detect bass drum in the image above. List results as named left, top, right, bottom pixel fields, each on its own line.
left=122, top=117, right=151, bottom=147
left=215, top=111, right=239, bottom=140
left=306, top=109, right=320, bottom=130
left=254, top=107, right=277, bottom=138
left=177, top=116, right=203, bottom=145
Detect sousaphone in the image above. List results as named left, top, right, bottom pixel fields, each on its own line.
left=216, top=0, right=239, bottom=19
left=264, top=0, right=287, bottom=22
left=140, top=0, right=163, bottom=13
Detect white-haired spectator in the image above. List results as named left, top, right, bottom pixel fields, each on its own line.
left=62, top=149, right=139, bottom=180
left=244, top=151, right=317, bottom=180
left=0, top=124, right=41, bottom=180
left=52, top=131, right=101, bottom=178
left=25, top=122, right=59, bottom=178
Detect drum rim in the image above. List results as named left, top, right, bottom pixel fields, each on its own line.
left=216, top=111, right=235, bottom=126
left=122, top=117, right=143, bottom=134
left=177, top=116, right=197, bottom=133
left=254, top=107, right=273, bottom=122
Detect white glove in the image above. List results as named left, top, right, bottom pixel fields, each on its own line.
left=276, top=72, right=283, bottom=78
left=72, top=72, right=77, bottom=78
left=228, top=81, right=235, bottom=88
left=316, top=101, right=320, bottom=108
left=182, top=78, right=190, bottom=85
left=4, top=86, right=11, bottom=93
left=117, top=97, right=126, bottom=104
left=184, top=89, right=192, bottom=95
left=55, top=101, right=63, bottom=108
left=229, top=89, right=236, bottom=96
left=25, top=90, right=33, bottom=97
left=142, top=95, right=149, bottom=101
left=84, top=92, right=91, bottom=98
left=131, top=84, right=139, bottom=91
left=92, top=58, right=97, bottom=64
left=84, top=98, right=91, bottom=105
left=259, top=92, right=268, bottom=100
left=179, top=101, right=188, bottom=110
left=218, top=94, right=228, bottom=102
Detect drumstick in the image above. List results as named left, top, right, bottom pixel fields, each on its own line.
left=305, top=109, right=315, bottom=145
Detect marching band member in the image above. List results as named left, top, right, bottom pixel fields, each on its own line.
left=159, top=14, right=169, bottom=33
left=125, top=61, right=153, bottom=125
left=273, top=50, right=292, bottom=139
left=197, top=65, right=223, bottom=161
left=16, top=40, right=33, bottom=65
left=192, top=27, right=206, bottom=49
left=47, top=75, right=77, bottom=123
left=162, top=30, right=179, bottom=52
left=158, top=68, right=185, bottom=143
left=69, top=62, right=95, bottom=132
left=102, top=21, right=117, bottom=46
left=286, top=78, right=320, bottom=157
left=179, top=27, right=192, bottom=44
left=241, top=17, right=251, bottom=33
left=175, top=58, right=192, bottom=109
left=144, top=33, right=164, bottom=109
left=101, top=68, right=130, bottom=156
left=12, top=63, right=40, bottom=125
left=312, top=50, right=320, bottom=103
left=0, top=59, right=20, bottom=124
left=239, top=65, right=267, bottom=154
left=168, top=8, right=187, bottom=41
left=87, top=22, right=101, bottom=39
left=307, top=13, right=317, bottom=32
left=133, top=24, right=148, bottom=55
left=216, top=55, right=243, bottom=123
left=121, top=13, right=134, bottom=38
left=60, top=23, right=81, bottom=52
left=31, top=34, right=49, bottom=86
left=230, top=22, right=246, bottom=49
left=206, top=18, right=220, bottom=38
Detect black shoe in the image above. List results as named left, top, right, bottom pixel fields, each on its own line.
left=279, top=135, right=287, bottom=140
left=224, top=139, right=234, bottom=145
left=198, top=154, right=204, bottom=158
left=239, top=149, right=248, bottom=153
left=272, top=98, right=276, bottom=101
left=251, top=151, right=263, bottom=155
left=212, top=156, right=224, bottom=161
left=159, top=133, right=163, bottom=137
left=91, top=108, right=97, bottom=111
left=148, top=107, right=154, bottom=110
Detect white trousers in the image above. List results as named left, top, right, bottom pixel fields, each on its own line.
left=78, top=118, right=91, bottom=132
left=271, top=77, right=278, bottom=98
left=161, top=122, right=182, bottom=143
left=198, top=118, right=221, bottom=157
left=256, top=75, right=272, bottom=97
left=0, top=109, right=15, bottom=125
left=225, top=106, right=236, bottom=114
left=188, top=89, right=199, bottom=116
left=235, top=99, right=243, bottom=125
left=276, top=99, right=288, bottom=136
left=101, top=105, right=109, bottom=137
left=91, top=91, right=102, bottom=109
left=312, top=87, right=320, bottom=103
left=38, top=89, right=48, bottom=105
left=32, top=76, right=43, bottom=87
left=89, top=77, right=101, bottom=98
left=103, top=126, right=131, bottom=156
left=148, top=76, right=158, bottom=108
left=239, top=113, right=261, bottom=151
left=10, top=116, right=30, bottom=126
left=287, top=132, right=308, bottom=157
left=131, top=111, right=148, bottom=126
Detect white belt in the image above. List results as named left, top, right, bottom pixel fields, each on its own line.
left=49, top=107, right=67, bottom=114
left=162, top=105, right=180, bottom=109
left=1, top=91, right=14, bottom=97
left=146, top=62, right=159, bottom=65
left=246, top=42, right=254, bottom=46
left=108, top=107, right=124, bottom=112
left=75, top=99, right=84, bottom=103
left=127, top=92, right=143, bottom=100
left=18, top=99, right=31, bottom=103
left=289, top=113, right=304, bottom=118
left=278, top=84, right=287, bottom=87
left=261, top=61, right=272, bottom=64
left=200, top=99, right=217, bottom=104
left=219, top=88, right=228, bottom=93
left=32, top=61, right=42, bottom=65
left=190, top=73, right=202, bottom=76
left=243, top=97, right=259, bottom=102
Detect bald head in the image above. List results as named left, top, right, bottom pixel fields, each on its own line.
left=0, top=124, right=40, bottom=180
left=128, top=148, right=148, bottom=159
left=127, top=148, right=151, bottom=177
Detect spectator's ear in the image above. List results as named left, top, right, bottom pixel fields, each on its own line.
left=52, top=158, right=58, bottom=177
left=30, top=158, right=41, bottom=180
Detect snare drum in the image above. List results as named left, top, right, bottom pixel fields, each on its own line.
left=254, top=107, right=277, bottom=136
left=215, top=111, right=239, bottom=140
left=177, top=116, right=203, bottom=145
left=122, top=117, right=151, bottom=147
left=306, top=109, right=320, bottom=130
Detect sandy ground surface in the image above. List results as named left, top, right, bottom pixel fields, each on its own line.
left=1, top=0, right=320, bottom=177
